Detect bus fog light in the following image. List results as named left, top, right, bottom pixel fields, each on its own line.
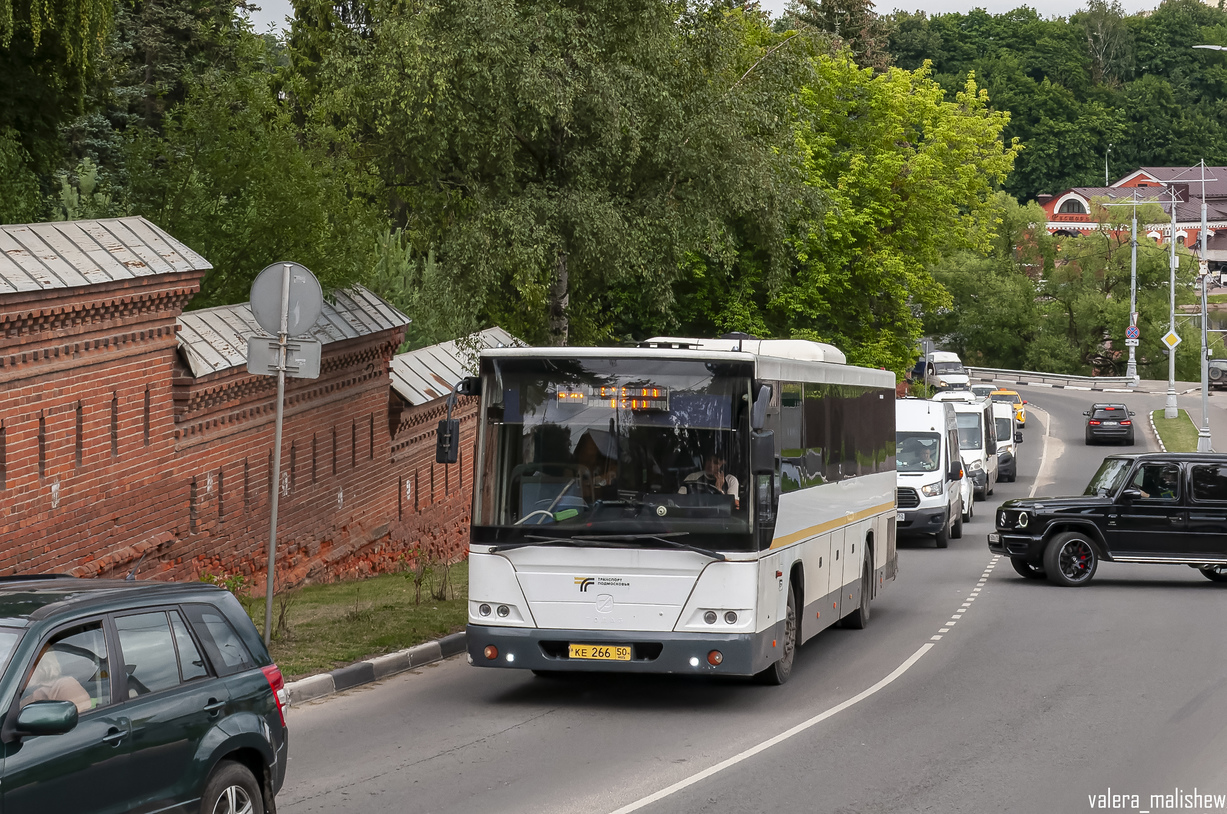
left=724, top=611, right=738, bottom=624
left=689, top=657, right=700, bottom=667
left=707, top=650, right=723, bottom=666
left=484, top=645, right=499, bottom=660
left=479, top=603, right=492, bottom=617
left=506, top=653, right=515, bottom=663
left=703, top=611, right=717, bottom=624
left=497, top=605, right=510, bottom=617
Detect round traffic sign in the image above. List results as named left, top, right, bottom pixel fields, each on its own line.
left=250, top=262, right=324, bottom=337
left=1126, top=325, right=1139, bottom=340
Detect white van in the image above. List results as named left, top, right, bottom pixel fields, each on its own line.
left=925, top=351, right=970, bottom=391
left=895, top=399, right=966, bottom=548
left=951, top=397, right=998, bottom=500
left=992, top=401, right=1022, bottom=483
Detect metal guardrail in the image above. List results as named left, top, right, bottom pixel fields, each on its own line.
left=965, top=366, right=1135, bottom=389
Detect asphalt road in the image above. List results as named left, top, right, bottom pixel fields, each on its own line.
left=279, top=387, right=1227, bottom=814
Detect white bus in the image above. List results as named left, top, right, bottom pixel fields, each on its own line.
left=446, top=336, right=897, bottom=684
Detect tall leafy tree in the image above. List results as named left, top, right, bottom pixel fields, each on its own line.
left=331, top=0, right=814, bottom=346
left=688, top=60, right=1019, bottom=373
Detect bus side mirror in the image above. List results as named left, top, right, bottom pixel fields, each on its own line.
left=436, top=419, right=459, bottom=464
left=457, top=376, right=481, bottom=397
left=751, top=384, right=772, bottom=430
left=1015, top=431, right=1023, bottom=443
left=752, top=430, right=775, bottom=474
left=949, top=463, right=963, bottom=481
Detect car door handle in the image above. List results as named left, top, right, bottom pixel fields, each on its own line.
left=1170, top=516, right=1184, bottom=524
left=101, top=725, right=127, bottom=746
left=204, top=698, right=226, bottom=714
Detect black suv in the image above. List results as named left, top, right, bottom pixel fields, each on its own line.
left=1083, top=403, right=1135, bottom=445
left=0, top=577, right=288, bottom=814
left=990, top=453, right=1227, bottom=586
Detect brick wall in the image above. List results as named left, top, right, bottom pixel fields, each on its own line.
left=1, top=271, right=478, bottom=591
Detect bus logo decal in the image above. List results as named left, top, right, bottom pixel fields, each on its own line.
left=596, top=594, right=614, bottom=613
left=575, top=577, right=595, bottom=592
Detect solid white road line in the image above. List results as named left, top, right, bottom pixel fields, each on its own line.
left=606, top=643, right=936, bottom=814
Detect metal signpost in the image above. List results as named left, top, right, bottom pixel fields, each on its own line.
left=247, top=262, right=324, bottom=644
left=1105, top=194, right=1146, bottom=385
left=1167, top=188, right=1180, bottom=419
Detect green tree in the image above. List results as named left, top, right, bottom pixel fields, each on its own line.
left=769, top=63, right=1019, bottom=373
left=327, top=0, right=815, bottom=347
left=123, top=34, right=384, bottom=307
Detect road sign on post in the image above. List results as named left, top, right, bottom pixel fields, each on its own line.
left=1126, top=325, right=1140, bottom=341
left=1163, top=330, right=1182, bottom=350
left=248, top=262, right=324, bottom=645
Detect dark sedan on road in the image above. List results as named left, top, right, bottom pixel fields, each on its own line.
left=1084, top=404, right=1135, bottom=445
left=990, top=452, right=1227, bottom=586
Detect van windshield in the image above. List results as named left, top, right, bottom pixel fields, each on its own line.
left=956, top=413, right=983, bottom=449
left=896, top=432, right=940, bottom=472
left=933, top=362, right=964, bottom=375
left=995, top=418, right=1012, bottom=443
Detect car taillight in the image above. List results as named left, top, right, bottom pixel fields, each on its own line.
left=262, top=664, right=288, bottom=728
left=1121, top=420, right=1131, bottom=425
left=1089, top=420, right=1101, bottom=425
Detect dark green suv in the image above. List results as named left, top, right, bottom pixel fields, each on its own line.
left=0, top=577, right=288, bottom=814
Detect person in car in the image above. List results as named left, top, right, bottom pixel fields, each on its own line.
left=22, top=649, right=92, bottom=714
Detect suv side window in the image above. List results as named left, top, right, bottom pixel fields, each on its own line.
left=183, top=605, right=254, bottom=677
left=116, top=612, right=191, bottom=697
left=1191, top=464, right=1227, bottom=502
left=1130, top=463, right=1181, bottom=501
left=21, top=621, right=110, bottom=713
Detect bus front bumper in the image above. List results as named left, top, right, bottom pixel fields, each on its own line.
left=466, top=623, right=784, bottom=677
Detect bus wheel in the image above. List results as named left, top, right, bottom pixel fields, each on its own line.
left=757, top=587, right=796, bottom=685
left=843, top=558, right=871, bottom=630
left=951, top=510, right=963, bottom=540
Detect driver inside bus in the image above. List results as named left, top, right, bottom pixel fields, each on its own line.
left=678, top=452, right=740, bottom=508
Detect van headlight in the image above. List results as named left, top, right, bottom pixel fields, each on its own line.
left=968, top=460, right=984, bottom=473
left=921, top=482, right=944, bottom=497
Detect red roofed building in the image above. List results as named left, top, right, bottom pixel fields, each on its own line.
left=1038, top=167, right=1227, bottom=271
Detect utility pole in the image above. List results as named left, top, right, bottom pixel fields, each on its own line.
left=1198, top=160, right=1213, bottom=451
left=1106, top=143, right=1112, bottom=186
left=1166, top=186, right=1179, bottom=419
left=1105, top=193, right=1145, bottom=386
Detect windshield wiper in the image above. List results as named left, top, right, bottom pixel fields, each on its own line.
left=488, top=535, right=634, bottom=554
left=569, top=533, right=726, bottom=561
left=488, top=533, right=726, bottom=561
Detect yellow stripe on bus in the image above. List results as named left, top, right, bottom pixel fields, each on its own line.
left=768, top=501, right=896, bottom=550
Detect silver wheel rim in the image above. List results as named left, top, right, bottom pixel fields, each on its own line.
left=212, top=785, right=254, bottom=814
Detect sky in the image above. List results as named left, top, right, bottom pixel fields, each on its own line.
left=243, top=0, right=1167, bottom=39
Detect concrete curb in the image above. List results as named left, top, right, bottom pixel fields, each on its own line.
left=285, top=631, right=467, bottom=705
left=1149, top=410, right=1167, bottom=452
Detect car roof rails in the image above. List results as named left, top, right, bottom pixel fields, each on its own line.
left=0, top=574, right=75, bottom=582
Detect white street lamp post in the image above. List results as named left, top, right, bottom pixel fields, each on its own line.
left=1167, top=187, right=1179, bottom=419
left=1198, top=160, right=1212, bottom=451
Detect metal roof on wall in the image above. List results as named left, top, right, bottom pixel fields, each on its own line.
left=177, top=286, right=411, bottom=378
left=0, top=217, right=211, bottom=295
left=390, top=327, right=522, bottom=405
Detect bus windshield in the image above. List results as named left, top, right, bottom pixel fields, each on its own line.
left=475, top=356, right=753, bottom=546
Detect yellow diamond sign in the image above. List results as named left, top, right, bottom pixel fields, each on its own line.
left=1162, top=330, right=1182, bottom=349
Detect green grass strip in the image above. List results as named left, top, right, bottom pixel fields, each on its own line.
left=1151, top=409, right=1199, bottom=453
left=234, top=562, right=469, bottom=679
